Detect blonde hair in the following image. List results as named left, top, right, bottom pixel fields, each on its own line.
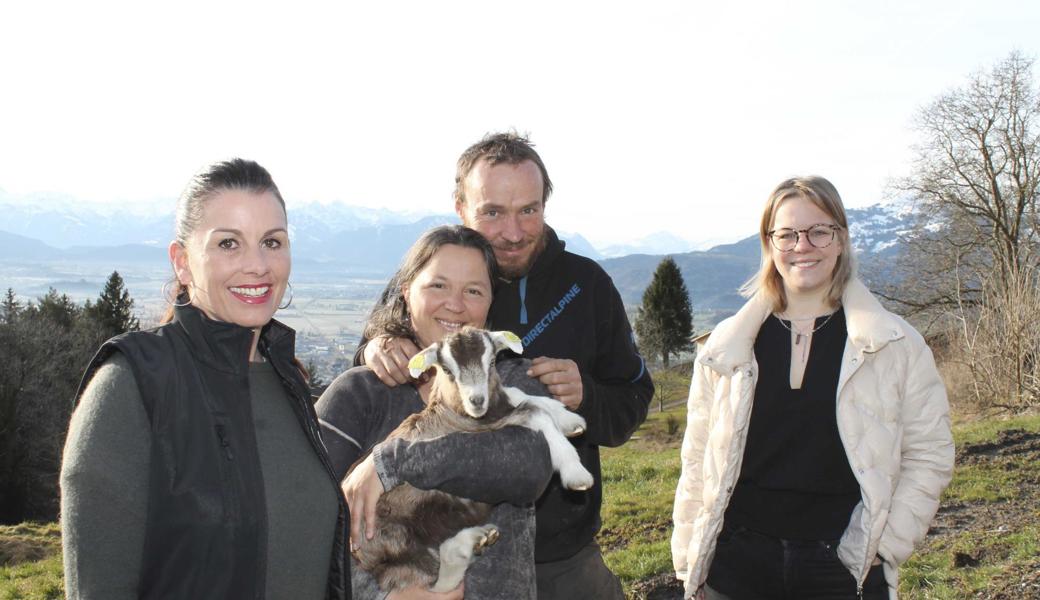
left=740, top=175, right=855, bottom=312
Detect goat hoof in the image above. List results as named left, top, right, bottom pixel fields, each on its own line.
left=474, top=526, right=500, bottom=555
left=561, top=467, right=595, bottom=491
left=556, top=413, right=587, bottom=437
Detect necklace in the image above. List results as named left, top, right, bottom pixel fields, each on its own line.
left=773, top=310, right=837, bottom=362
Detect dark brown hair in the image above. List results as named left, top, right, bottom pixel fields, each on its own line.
left=162, top=158, right=285, bottom=324
left=453, top=132, right=553, bottom=206
left=365, top=225, right=499, bottom=343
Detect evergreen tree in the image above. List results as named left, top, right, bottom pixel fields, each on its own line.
left=1, top=289, right=20, bottom=324
left=35, top=288, right=81, bottom=329
left=87, top=271, right=140, bottom=341
left=0, top=288, right=92, bottom=522
left=634, top=257, right=694, bottom=368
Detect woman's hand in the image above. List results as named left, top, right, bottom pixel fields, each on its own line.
left=387, top=582, right=464, bottom=600
left=364, top=335, right=420, bottom=387
left=342, top=454, right=385, bottom=544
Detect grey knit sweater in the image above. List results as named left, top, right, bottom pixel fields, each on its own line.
left=315, top=359, right=554, bottom=600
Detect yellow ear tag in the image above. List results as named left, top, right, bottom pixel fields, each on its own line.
left=408, top=354, right=428, bottom=378
left=496, top=330, right=523, bottom=354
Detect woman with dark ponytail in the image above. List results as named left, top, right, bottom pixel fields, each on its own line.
left=61, top=159, right=350, bottom=599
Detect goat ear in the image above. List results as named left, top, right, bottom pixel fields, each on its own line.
left=408, top=343, right=440, bottom=378
left=488, top=331, right=523, bottom=355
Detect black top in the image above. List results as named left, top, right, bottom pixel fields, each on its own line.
left=75, top=304, right=350, bottom=600
left=486, top=227, right=654, bottom=561
left=724, top=308, right=862, bottom=541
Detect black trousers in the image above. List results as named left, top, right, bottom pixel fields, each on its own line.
left=705, top=525, right=887, bottom=600
left=536, top=541, right=624, bottom=600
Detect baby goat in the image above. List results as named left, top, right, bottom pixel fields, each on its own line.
left=351, top=327, right=594, bottom=593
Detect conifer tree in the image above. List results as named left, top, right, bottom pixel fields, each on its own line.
left=35, top=288, right=81, bottom=329
left=88, top=271, right=140, bottom=341
left=1, top=289, right=19, bottom=324
left=634, top=257, right=693, bottom=368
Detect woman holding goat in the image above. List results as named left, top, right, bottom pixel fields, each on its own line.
left=316, top=225, right=554, bottom=600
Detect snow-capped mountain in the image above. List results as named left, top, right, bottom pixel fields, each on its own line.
left=0, top=191, right=911, bottom=314
left=599, top=231, right=700, bottom=258
left=598, top=202, right=909, bottom=315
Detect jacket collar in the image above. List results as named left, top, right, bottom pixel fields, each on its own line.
left=699, top=278, right=905, bottom=374
left=841, top=279, right=906, bottom=353
left=172, top=303, right=297, bottom=375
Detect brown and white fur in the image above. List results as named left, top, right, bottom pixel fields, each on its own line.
left=351, top=327, right=594, bottom=593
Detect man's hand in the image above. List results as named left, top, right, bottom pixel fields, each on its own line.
left=364, top=335, right=420, bottom=387
left=342, top=454, right=385, bottom=545
left=527, top=357, right=584, bottom=410
left=388, top=582, right=464, bottom=600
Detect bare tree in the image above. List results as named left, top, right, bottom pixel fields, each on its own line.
left=884, top=52, right=1040, bottom=410
left=887, top=52, right=1040, bottom=312
left=950, top=264, right=1040, bottom=410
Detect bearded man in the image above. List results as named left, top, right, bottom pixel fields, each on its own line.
left=360, top=132, right=653, bottom=600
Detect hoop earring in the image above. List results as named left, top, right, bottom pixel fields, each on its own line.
left=279, top=283, right=294, bottom=310
left=162, top=280, right=192, bottom=307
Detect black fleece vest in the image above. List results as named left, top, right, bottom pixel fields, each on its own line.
left=76, top=305, right=350, bottom=600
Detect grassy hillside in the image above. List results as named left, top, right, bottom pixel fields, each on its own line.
left=599, top=399, right=1040, bottom=599
left=3, top=393, right=1038, bottom=599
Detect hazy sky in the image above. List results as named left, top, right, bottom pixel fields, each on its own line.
left=2, top=0, right=1038, bottom=247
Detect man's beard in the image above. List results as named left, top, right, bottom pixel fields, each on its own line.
left=495, top=231, right=546, bottom=280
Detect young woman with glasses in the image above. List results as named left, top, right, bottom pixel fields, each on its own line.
left=671, top=176, right=954, bottom=599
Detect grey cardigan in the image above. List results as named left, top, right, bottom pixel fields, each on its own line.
left=315, top=359, right=554, bottom=600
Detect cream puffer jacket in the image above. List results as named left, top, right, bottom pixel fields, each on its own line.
left=671, top=279, right=954, bottom=599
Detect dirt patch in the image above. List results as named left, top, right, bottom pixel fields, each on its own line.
left=982, top=557, right=1040, bottom=600
left=956, top=429, right=1040, bottom=464
left=0, top=522, right=60, bottom=567
left=629, top=572, right=684, bottom=600
left=599, top=521, right=672, bottom=553
left=633, top=426, right=1040, bottom=599
left=0, top=536, right=56, bottom=566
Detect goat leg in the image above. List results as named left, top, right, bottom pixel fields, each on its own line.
left=430, top=524, right=500, bottom=592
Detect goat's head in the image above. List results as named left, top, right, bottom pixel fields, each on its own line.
left=407, top=327, right=523, bottom=418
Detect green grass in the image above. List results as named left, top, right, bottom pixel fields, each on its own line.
left=599, top=399, right=688, bottom=594
left=950, top=413, right=1040, bottom=445
left=3, top=386, right=1037, bottom=599
left=941, top=459, right=1024, bottom=504
left=596, top=373, right=1040, bottom=598
left=900, top=523, right=1040, bottom=598
left=0, top=523, right=63, bottom=600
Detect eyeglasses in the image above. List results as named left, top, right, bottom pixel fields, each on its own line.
left=767, top=224, right=841, bottom=252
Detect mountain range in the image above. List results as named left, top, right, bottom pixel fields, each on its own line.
left=0, top=191, right=676, bottom=260
left=0, top=193, right=908, bottom=314
left=598, top=203, right=905, bottom=316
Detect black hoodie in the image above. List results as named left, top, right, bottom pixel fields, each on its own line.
left=489, top=226, right=654, bottom=562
